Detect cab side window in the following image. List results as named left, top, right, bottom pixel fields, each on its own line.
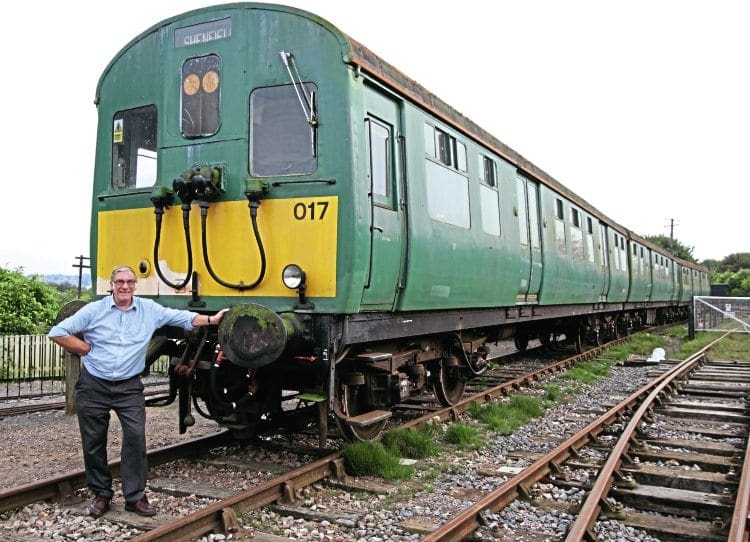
left=112, top=105, right=157, bottom=190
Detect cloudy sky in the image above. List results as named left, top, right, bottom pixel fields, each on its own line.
left=2, top=0, right=747, bottom=275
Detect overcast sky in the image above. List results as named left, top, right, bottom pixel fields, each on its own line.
left=3, top=1, right=747, bottom=275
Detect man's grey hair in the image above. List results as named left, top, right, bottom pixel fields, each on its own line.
left=110, top=266, right=137, bottom=282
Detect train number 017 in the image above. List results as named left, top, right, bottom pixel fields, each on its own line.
left=293, top=201, right=329, bottom=221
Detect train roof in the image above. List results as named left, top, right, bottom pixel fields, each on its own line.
left=95, top=2, right=706, bottom=273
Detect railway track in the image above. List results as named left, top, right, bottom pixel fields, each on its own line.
left=425, top=331, right=749, bottom=541
left=114, top=341, right=624, bottom=541
left=0, top=338, right=598, bottom=540
left=5, top=327, right=736, bottom=541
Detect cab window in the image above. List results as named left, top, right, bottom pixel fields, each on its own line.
left=111, top=105, right=157, bottom=190
left=250, top=83, right=318, bottom=176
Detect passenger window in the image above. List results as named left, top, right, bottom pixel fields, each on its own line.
left=455, top=141, right=467, bottom=172
left=479, top=155, right=497, bottom=187
left=367, top=118, right=391, bottom=200
left=571, top=208, right=580, bottom=228
left=249, top=83, right=318, bottom=176
left=555, top=199, right=564, bottom=220
left=181, top=54, right=221, bottom=137
left=516, top=178, right=528, bottom=246
left=424, top=124, right=436, bottom=156
left=436, top=129, right=451, bottom=166
left=111, top=105, right=157, bottom=190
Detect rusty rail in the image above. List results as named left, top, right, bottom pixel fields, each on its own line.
left=422, top=332, right=731, bottom=542
left=0, top=432, right=232, bottom=514
left=565, top=331, right=733, bottom=541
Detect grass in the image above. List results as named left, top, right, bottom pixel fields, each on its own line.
left=604, top=333, right=666, bottom=362
left=672, top=330, right=750, bottom=361
left=342, top=440, right=414, bottom=481
left=382, top=426, right=441, bottom=459
left=563, top=359, right=614, bottom=384
left=469, top=394, right=545, bottom=434
left=543, top=384, right=564, bottom=402
left=444, top=422, right=484, bottom=449
left=709, top=332, right=750, bottom=361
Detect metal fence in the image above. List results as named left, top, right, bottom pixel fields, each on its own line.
left=0, top=335, right=170, bottom=401
left=694, top=296, right=750, bottom=333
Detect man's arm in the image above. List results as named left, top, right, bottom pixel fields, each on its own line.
left=191, top=308, right=230, bottom=327
left=51, top=335, right=92, bottom=356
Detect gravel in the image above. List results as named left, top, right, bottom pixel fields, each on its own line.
left=0, top=349, right=696, bottom=541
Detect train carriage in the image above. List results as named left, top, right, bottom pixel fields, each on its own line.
left=89, top=3, right=709, bottom=441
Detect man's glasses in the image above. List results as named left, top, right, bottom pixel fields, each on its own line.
left=112, top=280, right=137, bottom=286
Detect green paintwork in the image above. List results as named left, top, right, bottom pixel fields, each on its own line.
left=92, top=3, right=708, bottom=319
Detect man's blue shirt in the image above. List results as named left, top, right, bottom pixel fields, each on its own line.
left=49, top=295, right=197, bottom=381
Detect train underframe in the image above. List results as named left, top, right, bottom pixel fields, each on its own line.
left=148, top=301, right=689, bottom=443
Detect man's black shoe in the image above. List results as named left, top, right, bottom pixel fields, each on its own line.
left=87, top=495, right=111, bottom=518
left=125, top=495, right=156, bottom=517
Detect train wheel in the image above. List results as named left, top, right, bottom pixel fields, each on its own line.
left=514, top=333, right=529, bottom=352
left=334, top=372, right=387, bottom=441
left=432, top=363, right=467, bottom=406
left=593, top=327, right=603, bottom=347
left=571, top=328, right=584, bottom=354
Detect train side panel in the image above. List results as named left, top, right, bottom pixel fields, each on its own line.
left=537, top=186, right=606, bottom=304
left=393, top=108, right=522, bottom=311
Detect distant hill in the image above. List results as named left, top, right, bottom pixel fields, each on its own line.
left=43, top=273, right=92, bottom=288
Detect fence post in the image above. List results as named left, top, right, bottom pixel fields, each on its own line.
left=64, top=351, right=80, bottom=415
left=688, top=302, right=695, bottom=340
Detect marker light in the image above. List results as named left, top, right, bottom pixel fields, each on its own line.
left=282, top=264, right=305, bottom=290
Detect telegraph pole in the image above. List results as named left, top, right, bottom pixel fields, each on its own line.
left=665, top=218, right=679, bottom=240
left=72, top=255, right=90, bottom=298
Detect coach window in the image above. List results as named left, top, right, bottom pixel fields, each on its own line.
left=480, top=155, right=500, bottom=236
left=570, top=208, right=583, bottom=260
left=366, top=118, right=391, bottom=201
left=424, top=124, right=436, bottom=156
left=516, top=178, right=528, bottom=245
left=181, top=54, right=221, bottom=137
left=586, top=217, right=595, bottom=263
left=424, top=123, right=469, bottom=228
left=112, top=105, right=157, bottom=190
left=250, top=83, right=318, bottom=176
left=436, top=128, right=451, bottom=166
left=555, top=198, right=566, bottom=252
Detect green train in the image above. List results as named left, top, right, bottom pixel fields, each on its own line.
left=91, top=3, right=710, bottom=441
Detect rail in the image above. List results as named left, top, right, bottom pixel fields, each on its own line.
left=564, top=330, right=733, bottom=540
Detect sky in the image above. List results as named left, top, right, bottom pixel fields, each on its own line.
left=2, top=1, right=748, bottom=275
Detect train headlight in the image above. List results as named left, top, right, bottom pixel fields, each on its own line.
left=282, top=264, right=305, bottom=290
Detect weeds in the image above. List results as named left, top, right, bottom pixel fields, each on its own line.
left=382, top=427, right=440, bottom=459
left=342, top=441, right=413, bottom=481
left=445, top=422, right=484, bottom=449
left=563, top=360, right=614, bottom=384
left=469, top=394, right=545, bottom=434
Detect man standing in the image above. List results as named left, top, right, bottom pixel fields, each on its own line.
left=49, top=265, right=228, bottom=518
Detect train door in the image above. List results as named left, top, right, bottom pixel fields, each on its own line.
left=598, top=223, right=611, bottom=300
left=360, top=86, right=406, bottom=309
left=516, top=174, right=542, bottom=302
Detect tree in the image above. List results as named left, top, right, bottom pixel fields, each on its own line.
left=644, top=235, right=696, bottom=262
left=714, top=268, right=750, bottom=297
left=701, top=259, right=721, bottom=274
left=0, top=267, right=60, bottom=335
left=48, top=281, right=93, bottom=306
left=715, top=253, right=750, bottom=273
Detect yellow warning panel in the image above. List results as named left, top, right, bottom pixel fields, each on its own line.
left=96, top=196, right=337, bottom=297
